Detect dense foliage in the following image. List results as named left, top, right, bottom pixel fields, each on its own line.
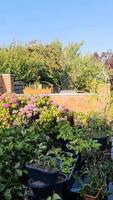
left=0, top=94, right=108, bottom=199
left=0, top=41, right=109, bottom=92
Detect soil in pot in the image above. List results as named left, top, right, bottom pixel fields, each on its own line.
left=29, top=160, right=58, bottom=172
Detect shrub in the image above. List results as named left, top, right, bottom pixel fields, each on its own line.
left=0, top=126, right=47, bottom=199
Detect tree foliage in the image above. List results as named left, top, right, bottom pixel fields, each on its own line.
left=0, top=41, right=109, bottom=91
left=68, top=55, right=108, bottom=92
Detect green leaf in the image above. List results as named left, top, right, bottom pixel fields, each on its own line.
left=53, top=193, right=61, bottom=200
left=15, top=169, right=22, bottom=177
left=14, top=162, right=20, bottom=169
left=4, top=189, right=12, bottom=200
left=0, top=184, right=5, bottom=192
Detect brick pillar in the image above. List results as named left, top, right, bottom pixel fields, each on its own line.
left=0, top=75, right=4, bottom=94
left=1, top=74, right=14, bottom=93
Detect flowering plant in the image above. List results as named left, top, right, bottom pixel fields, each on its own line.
left=0, top=94, right=61, bottom=128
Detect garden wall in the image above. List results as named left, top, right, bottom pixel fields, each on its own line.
left=0, top=74, right=110, bottom=113
left=49, top=84, right=110, bottom=113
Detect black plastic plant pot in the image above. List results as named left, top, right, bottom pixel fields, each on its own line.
left=29, top=173, right=67, bottom=199
left=59, top=139, right=77, bottom=156
left=59, top=139, right=69, bottom=152
left=27, top=188, right=36, bottom=200
left=111, top=137, right=113, bottom=147
left=27, top=189, right=36, bottom=200
left=25, top=157, right=62, bottom=184
left=93, top=136, right=108, bottom=151
left=53, top=173, right=67, bottom=194
left=76, top=153, right=85, bottom=170
left=29, top=179, right=53, bottom=199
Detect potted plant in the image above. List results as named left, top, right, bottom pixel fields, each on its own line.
left=79, top=149, right=113, bottom=200
left=25, top=156, right=62, bottom=184
left=28, top=173, right=67, bottom=199
left=80, top=175, right=106, bottom=200
left=86, top=113, right=112, bottom=151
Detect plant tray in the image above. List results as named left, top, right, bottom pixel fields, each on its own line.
left=84, top=189, right=100, bottom=200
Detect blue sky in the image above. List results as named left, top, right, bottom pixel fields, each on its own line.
left=0, top=0, right=113, bottom=53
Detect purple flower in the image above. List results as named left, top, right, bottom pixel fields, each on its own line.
left=25, top=103, right=38, bottom=111
left=19, top=103, right=38, bottom=117
left=3, top=103, right=11, bottom=109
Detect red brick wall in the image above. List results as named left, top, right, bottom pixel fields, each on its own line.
left=49, top=94, right=108, bottom=113
left=18, top=84, right=110, bottom=113
left=49, top=84, right=110, bottom=113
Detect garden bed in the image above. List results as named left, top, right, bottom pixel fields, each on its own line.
left=0, top=94, right=113, bottom=199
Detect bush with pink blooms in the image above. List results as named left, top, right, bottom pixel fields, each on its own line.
left=0, top=94, right=61, bottom=128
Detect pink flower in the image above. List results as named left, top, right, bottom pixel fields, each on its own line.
left=25, top=103, right=37, bottom=111
left=3, top=103, right=11, bottom=109
left=27, top=112, right=32, bottom=118
left=12, top=110, right=18, bottom=114
left=12, top=97, right=18, bottom=104
left=19, top=108, right=26, bottom=115
left=0, top=95, right=5, bottom=101
left=30, top=97, right=37, bottom=103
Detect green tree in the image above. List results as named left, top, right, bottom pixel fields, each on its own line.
left=70, top=55, right=109, bottom=92
left=63, top=43, right=109, bottom=91
left=0, top=40, right=109, bottom=91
